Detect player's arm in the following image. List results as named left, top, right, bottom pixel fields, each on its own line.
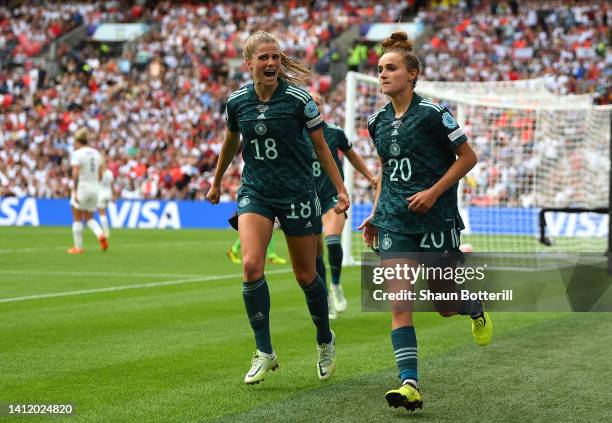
left=206, top=129, right=241, bottom=204
left=72, top=165, right=80, bottom=192
left=358, top=154, right=383, bottom=248
left=310, top=127, right=349, bottom=213
left=408, top=141, right=477, bottom=214
left=344, top=148, right=377, bottom=188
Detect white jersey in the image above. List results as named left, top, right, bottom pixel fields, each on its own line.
left=70, top=146, right=101, bottom=186
left=97, top=169, right=114, bottom=208
left=100, top=169, right=114, bottom=196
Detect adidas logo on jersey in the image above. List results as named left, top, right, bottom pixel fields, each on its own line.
left=257, top=113, right=266, bottom=119
left=391, top=129, right=399, bottom=136
left=305, top=221, right=312, bottom=229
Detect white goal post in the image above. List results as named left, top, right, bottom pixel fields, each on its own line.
left=342, top=71, right=611, bottom=265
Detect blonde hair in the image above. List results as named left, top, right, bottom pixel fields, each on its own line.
left=381, top=31, right=420, bottom=87
left=243, top=31, right=313, bottom=85
left=75, top=127, right=89, bottom=145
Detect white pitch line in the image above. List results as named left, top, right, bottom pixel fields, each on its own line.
left=0, top=270, right=205, bottom=278
left=0, top=268, right=293, bottom=304
left=0, top=240, right=229, bottom=255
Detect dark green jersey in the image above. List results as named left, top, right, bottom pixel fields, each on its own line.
left=369, top=93, right=467, bottom=234
left=304, top=123, right=352, bottom=198
left=225, top=79, right=324, bottom=203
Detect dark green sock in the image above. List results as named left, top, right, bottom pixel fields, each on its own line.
left=316, top=255, right=327, bottom=285
left=392, top=326, right=418, bottom=383
left=242, top=276, right=272, bottom=354
left=459, top=299, right=483, bottom=318
left=326, top=235, right=342, bottom=285
left=302, top=275, right=332, bottom=344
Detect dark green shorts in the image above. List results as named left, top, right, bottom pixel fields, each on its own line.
left=319, top=194, right=338, bottom=215
left=378, top=227, right=461, bottom=259
left=237, top=193, right=322, bottom=237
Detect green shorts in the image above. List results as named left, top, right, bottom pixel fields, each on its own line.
left=319, top=194, right=338, bottom=215
left=237, top=193, right=322, bottom=237
left=378, top=227, right=461, bottom=259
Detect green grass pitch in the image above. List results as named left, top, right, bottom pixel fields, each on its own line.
left=1, top=227, right=611, bottom=422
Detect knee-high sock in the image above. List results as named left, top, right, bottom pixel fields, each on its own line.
left=86, top=218, right=103, bottom=238
left=72, top=221, right=83, bottom=249
left=459, top=299, right=483, bottom=318
left=242, top=276, right=273, bottom=354
left=326, top=235, right=343, bottom=285
left=302, top=275, right=332, bottom=344
left=392, top=326, right=418, bottom=383
left=316, top=255, right=327, bottom=286
left=99, top=214, right=110, bottom=238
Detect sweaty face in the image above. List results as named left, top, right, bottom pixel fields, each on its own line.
left=377, top=52, right=417, bottom=96
left=247, top=43, right=281, bottom=86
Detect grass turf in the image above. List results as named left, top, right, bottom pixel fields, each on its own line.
left=0, top=227, right=610, bottom=422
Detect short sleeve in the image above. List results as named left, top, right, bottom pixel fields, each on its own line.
left=367, top=115, right=377, bottom=147
left=436, top=107, right=467, bottom=150
left=70, top=151, right=79, bottom=167
left=302, top=96, right=324, bottom=132
left=337, top=128, right=352, bottom=151
left=225, top=99, right=239, bottom=133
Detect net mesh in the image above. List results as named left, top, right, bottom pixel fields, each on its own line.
left=343, top=72, right=611, bottom=264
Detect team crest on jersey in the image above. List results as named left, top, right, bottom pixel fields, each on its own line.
left=442, top=112, right=458, bottom=129
left=239, top=197, right=251, bottom=207
left=381, top=234, right=392, bottom=250
left=255, top=123, right=267, bottom=135
left=304, top=100, right=319, bottom=118
left=390, top=143, right=401, bottom=156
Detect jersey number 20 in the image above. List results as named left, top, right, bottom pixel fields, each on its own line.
left=389, top=158, right=411, bottom=182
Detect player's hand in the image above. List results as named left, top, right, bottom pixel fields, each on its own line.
left=407, top=188, right=439, bottom=214
left=358, top=214, right=378, bottom=248
left=369, top=176, right=378, bottom=190
left=334, top=190, right=350, bottom=214
left=206, top=185, right=221, bottom=205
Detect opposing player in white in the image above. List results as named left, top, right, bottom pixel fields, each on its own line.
left=97, top=154, right=114, bottom=239
left=67, top=128, right=108, bottom=254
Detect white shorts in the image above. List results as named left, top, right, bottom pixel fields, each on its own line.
left=71, top=185, right=99, bottom=212
left=97, top=191, right=112, bottom=209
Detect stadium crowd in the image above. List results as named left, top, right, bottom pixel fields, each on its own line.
left=0, top=0, right=609, bottom=205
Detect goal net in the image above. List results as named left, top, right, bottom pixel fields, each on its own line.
left=342, top=71, right=611, bottom=265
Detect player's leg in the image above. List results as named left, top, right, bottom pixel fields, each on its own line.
left=285, top=232, right=335, bottom=380
left=97, top=196, right=111, bottom=239
left=378, top=232, right=423, bottom=411
left=83, top=209, right=107, bottom=251
left=422, top=228, right=491, bottom=346
left=266, top=233, right=287, bottom=264
left=316, top=234, right=336, bottom=319
left=227, top=237, right=241, bottom=264
left=67, top=206, right=84, bottom=254
left=239, top=211, right=278, bottom=384
left=323, top=207, right=347, bottom=311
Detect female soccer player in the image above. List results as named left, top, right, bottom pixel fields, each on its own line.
left=307, top=92, right=376, bottom=318
left=358, top=32, right=492, bottom=411
left=68, top=128, right=108, bottom=254
left=206, top=31, right=349, bottom=385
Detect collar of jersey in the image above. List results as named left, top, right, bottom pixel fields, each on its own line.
left=248, top=78, right=287, bottom=103
left=387, top=92, right=422, bottom=120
